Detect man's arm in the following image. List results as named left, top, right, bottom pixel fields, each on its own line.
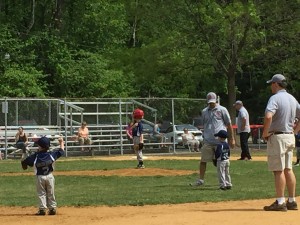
left=262, top=111, right=273, bottom=141
left=226, top=124, right=235, bottom=149
left=294, top=118, right=300, bottom=134
left=241, top=117, right=247, bottom=131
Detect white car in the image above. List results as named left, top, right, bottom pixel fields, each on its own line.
left=164, top=124, right=203, bottom=147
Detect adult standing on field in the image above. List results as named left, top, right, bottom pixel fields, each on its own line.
left=233, top=100, right=252, bottom=160
left=262, top=74, right=300, bottom=211
left=192, top=92, right=235, bottom=186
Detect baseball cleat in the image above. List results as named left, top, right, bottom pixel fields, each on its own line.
left=36, top=209, right=46, bottom=216
left=48, top=208, right=57, bottom=215
left=189, top=179, right=204, bottom=186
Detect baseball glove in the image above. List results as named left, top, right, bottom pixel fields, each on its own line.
left=21, top=160, right=28, bottom=170
left=139, top=143, right=144, bottom=150
left=212, top=159, right=217, bottom=167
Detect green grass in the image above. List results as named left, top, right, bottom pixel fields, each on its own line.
left=0, top=156, right=299, bottom=207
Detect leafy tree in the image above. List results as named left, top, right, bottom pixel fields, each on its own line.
left=54, top=51, right=134, bottom=98
left=0, top=65, right=46, bottom=97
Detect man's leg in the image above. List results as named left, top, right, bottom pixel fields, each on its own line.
left=189, top=142, right=195, bottom=151
left=199, top=162, right=207, bottom=180
left=243, top=132, right=251, bottom=159
left=78, top=137, right=84, bottom=151
left=284, top=168, right=296, bottom=197
left=194, top=141, right=200, bottom=152
left=240, top=132, right=248, bottom=159
left=274, top=171, right=286, bottom=198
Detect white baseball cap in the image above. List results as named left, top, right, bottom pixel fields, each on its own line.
left=207, top=92, right=217, bottom=103
left=233, top=100, right=243, bottom=106
left=266, top=74, right=286, bottom=84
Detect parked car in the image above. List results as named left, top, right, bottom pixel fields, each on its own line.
left=164, top=124, right=203, bottom=147
left=141, top=122, right=154, bottom=134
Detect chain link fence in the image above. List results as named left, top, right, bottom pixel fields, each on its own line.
left=0, top=97, right=207, bottom=158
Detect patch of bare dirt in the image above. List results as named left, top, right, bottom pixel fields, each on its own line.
left=1, top=198, right=300, bottom=225
left=0, top=168, right=195, bottom=177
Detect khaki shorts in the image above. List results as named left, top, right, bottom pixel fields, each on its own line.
left=200, top=143, right=216, bottom=163
left=267, top=134, right=295, bottom=171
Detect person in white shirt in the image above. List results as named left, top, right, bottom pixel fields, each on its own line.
left=233, top=100, right=252, bottom=160
left=182, top=128, right=200, bottom=152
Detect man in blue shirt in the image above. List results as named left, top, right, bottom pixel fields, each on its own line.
left=191, top=92, right=235, bottom=186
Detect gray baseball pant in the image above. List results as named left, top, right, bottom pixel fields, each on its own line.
left=36, top=173, right=57, bottom=210
left=217, top=159, right=232, bottom=188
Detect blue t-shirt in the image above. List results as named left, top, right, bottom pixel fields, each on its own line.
left=132, top=122, right=143, bottom=137
left=215, top=142, right=230, bottom=161
left=23, top=148, right=64, bottom=175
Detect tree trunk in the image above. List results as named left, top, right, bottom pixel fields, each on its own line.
left=227, top=65, right=236, bottom=124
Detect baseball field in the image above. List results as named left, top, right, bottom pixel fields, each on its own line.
left=1, top=151, right=300, bottom=225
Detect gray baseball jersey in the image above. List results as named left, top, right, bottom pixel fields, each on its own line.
left=237, top=106, right=250, bottom=133
left=201, top=104, right=232, bottom=145
left=265, top=90, right=300, bottom=132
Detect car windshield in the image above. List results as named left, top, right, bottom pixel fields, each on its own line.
left=175, top=124, right=198, bottom=131
left=142, top=123, right=154, bottom=133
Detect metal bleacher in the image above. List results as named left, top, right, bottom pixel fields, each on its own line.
left=57, top=99, right=172, bottom=157
left=0, top=98, right=174, bottom=160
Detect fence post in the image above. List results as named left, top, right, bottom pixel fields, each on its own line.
left=171, top=98, right=176, bottom=154
left=119, top=99, right=124, bottom=155
left=64, top=98, right=68, bottom=157
left=4, top=97, right=8, bottom=159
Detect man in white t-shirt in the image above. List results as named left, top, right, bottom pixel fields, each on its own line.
left=233, top=100, right=252, bottom=160
left=182, top=128, right=200, bottom=152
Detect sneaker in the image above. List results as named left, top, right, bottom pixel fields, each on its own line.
left=293, top=163, right=299, bottom=167
left=136, top=164, right=145, bottom=169
left=48, top=208, right=57, bottom=215
left=220, top=187, right=226, bottom=190
left=226, top=186, right=232, bottom=190
left=263, top=201, right=287, bottom=212
left=190, top=179, right=204, bottom=186
left=237, top=158, right=245, bottom=160
left=286, top=201, right=298, bottom=210
left=36, top=209, right=46, bottom=216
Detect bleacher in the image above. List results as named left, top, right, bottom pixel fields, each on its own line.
left=0, top=98, right=177, bottom=160
left=0, top=125, right=62, bottom=159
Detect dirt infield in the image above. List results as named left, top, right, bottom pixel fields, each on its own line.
left=1, top=155, right=300, bottom=225
left=2, top=198, right=300, bottom=225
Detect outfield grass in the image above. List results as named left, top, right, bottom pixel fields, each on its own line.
left=0, top=155, right=299, bottom=207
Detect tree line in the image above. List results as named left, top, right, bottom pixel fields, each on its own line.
left=0, top=0, right=299, bottom=122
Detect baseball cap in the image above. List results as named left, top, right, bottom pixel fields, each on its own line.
left=214, top=130, right=228, bottom=139
left=36, top=136, right=51, bottom=149
left=266, top=74, right=286, bottom=84
left=206, top=92, right=217, bottom=103
left=233, top=100, right=243, bottom=106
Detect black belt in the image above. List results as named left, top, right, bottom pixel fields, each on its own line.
left=273, top=132, right=293, bottom=135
